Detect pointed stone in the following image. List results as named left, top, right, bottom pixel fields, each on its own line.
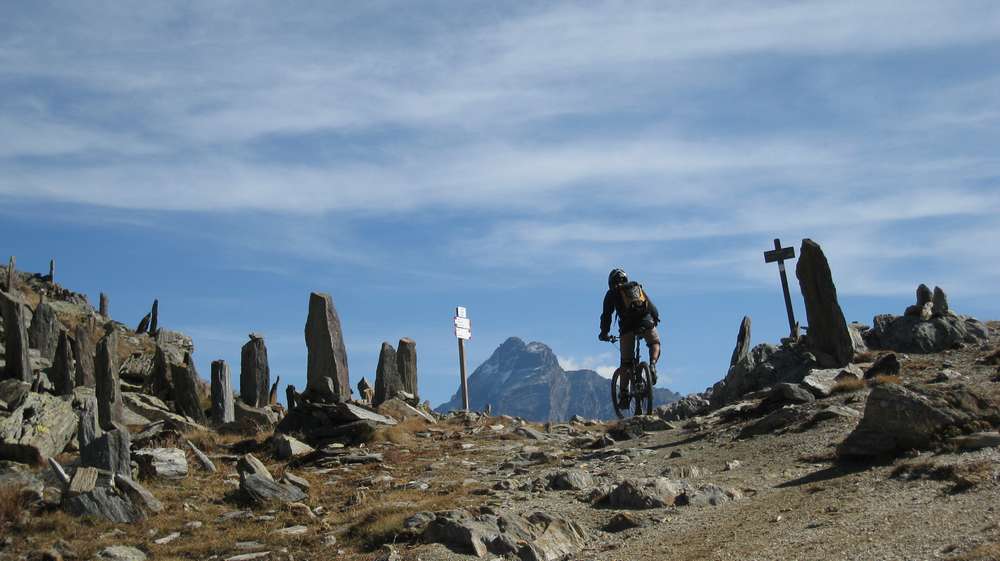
left=0, top=290, right=33, bottom=383
left=173, top=352, right=207, bottom=424
left=211, top=360, right=235, bottom=424
left=148, top=345, right=175, bottom=401
left=95, top=330, right=124, bottom=430
left=81, top=428, right=131, bottom=478
left=5, top=256, right=15, bottom=291
left=303, top=292, right=350, bottom=403
left=71, top=323, right=96, bottom=388
left=49, top=457, right=70, bottom=486
left=932, top=286, right=950, bottom=317
left=29, top=298, right=62, bottom=362
left=51, top=330, right=75, bottom=396
left=269, top=376, right=280, bottom=405
left=149, top=299, right=159, bottom=335
left=77, top=394, right=103, bottom=448
left=240, top=334, right=270, bottom=407
left=186, top=440, right=217, bottom=473
left=396, top=338, right=419, bottom=402
left=135, top=313, right=151, bottom=335
left=374, top=342, right=399, bottom=407
left=98, top=293, right=109, bottom=317
left=729, top=316, right=752, bottom=367
left=285, top=385, right=298, bottom=411
left=795, top=239, right=853, bottom=367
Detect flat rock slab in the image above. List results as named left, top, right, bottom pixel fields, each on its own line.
left=0, top=391, right=78, bottom=463
left=802, top=365, right=863, bottom=398
left=64, top=487, right=145, bottom=523
left=225, top=553, right=270, bottom=561
left=950, top=432, right=1000, bottom=451
left=377, top=398, right=435, bottom=424
left=133, top=447, right=189, bottom=480
left=68, top=466, right=99, bottom=496
left=237, top=453, right=272, bottom=481
left=423, top=509, right=587, bottom=561
left=114, top=474, right=164, bottom=513
left=325, top=402, right=397, bottom=426
left=274, top=434, right=314, bottom=460
left=241, top=473, right=307, bottom=505
left=123, top=392, right=206, bottom=433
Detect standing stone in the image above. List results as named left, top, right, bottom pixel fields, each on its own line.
left=81, top=428, right=131, bottom=478
left=149, top=299, right=159, bottom=335
left=48, top=259, right=55, bottom=282
left=304, top=292, right=350, bottom=403
left=95, top=330, right=124, bottom=430
left=148, top=345, right=175, bottom=401
left=6, top=256, right=15, bottom=291
left=357, top=377, right=373, bottom=404
left=135, top=313, right=151, bottom=335
left=72, top=323, right=96, bottom=388
left=906, top=284, right=934, bottom=320
left=240, top=334, right=270, bottom=407
left=285, top=385, right=298, bottom=411
left=77, top=396, right=103, bottom=449
left=173, top=352, right=207, bottom=424
left=373, top=342, right=400, bottom=407
left=269, top=376, right=280, bottom=405
left=0, top=290, right=33, bottom=383
left=396, top=337, right=419, bottom=401
left=210, top=359, right=235, bottom=424
left=795, top=239, right=853, bottom=367
left=51, top=330, right=75, bottom=396
left=729, top=316, right=752, bottom=367
left=932, top=286, right=950, bottom=317
left=98, top=293, right=109, bottom=317
left=29, top=298, right=62, bottom=362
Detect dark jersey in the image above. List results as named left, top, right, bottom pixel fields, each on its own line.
left=600, top=287, right=660, bottom=334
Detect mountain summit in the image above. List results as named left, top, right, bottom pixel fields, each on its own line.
left=436, top=337, right=680, bottom=421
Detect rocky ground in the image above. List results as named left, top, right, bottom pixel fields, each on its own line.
left=0, top=320, right=997, bottom=561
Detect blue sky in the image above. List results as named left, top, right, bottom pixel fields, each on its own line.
left=2, top=1, right=999, bottom=406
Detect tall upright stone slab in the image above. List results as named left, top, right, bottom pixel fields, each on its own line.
left=173, top=352, right=207, bottom=424
left=135, top=313, right=151, bottom=335
left=99, top=293, right=109, bottom=317
left=396, top=338, right=419, bottom=401
left=795, top=239, right=853, bottom=367
left=211, top=360, right=235, bottom=424
left=95, top=330, right=124, bottom=430
left=72, top=323, right=96, bottom=387
left=52, top=330, right=75, bottom=396
left=240, top=334, right=270, bottom=407
left=304, top=292, right=350, bottom=403
left=729, top=316, right=752, bottom=367
left=29, top=298, right=61, bottom=362
left=149, top=345, right=175, bottom=401
left=149, top=299, right=159, bottom=335
left=0, top=290, right=33, bottom=383
left=374, top=342, right=399, bottom=407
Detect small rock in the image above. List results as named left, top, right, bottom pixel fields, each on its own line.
left=237, top=454, right=272, bottom=481
left=932, top=369, right=965, bottom=383
left=724, top=460, right=741, bottom=471
left=224, top=553, right=270, bottom=561
left=153, top=532, right=181, bottom=545
left=184, top=521, right=203, bottom=530
left=94, top=546, right=148, bottom=561
left=281, top=472, right=310, bottom=493
left=272, top=525, right=308, bottom=536
left=548, top=469, right=594, bottom=491
left=605, top=512, right=644, bottom=532
left=273, top=435, right=314, bottom=460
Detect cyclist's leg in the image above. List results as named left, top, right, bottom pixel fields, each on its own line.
left=644, top=327, right=661, bottom=385
left=618, top=331, right=635, bottom=404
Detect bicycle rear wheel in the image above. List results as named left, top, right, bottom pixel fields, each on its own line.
left=634, top=362, right=654, bottom=416
left=611, top=368, right=625, bottom=419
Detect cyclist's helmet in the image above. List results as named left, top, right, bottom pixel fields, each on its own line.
left=608, top=268, right=628, bottom=289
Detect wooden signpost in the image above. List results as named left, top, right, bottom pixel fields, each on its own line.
left=455, top=306, right=471, bottom=411
left=763, top=238, right=799, bottom=340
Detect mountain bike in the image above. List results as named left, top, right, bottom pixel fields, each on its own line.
left=607, top=328, right=655, bottom=419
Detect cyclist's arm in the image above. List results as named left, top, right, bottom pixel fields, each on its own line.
left=599, top=290, right=615, bottom=335
left=648, top=297, right=661, bottom=325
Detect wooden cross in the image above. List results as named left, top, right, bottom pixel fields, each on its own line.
left=763, top=238, right=799, bottom=339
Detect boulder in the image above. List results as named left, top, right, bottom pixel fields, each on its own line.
left=172, top=352, right=207, bottom=424
left=710, top=343, right=815, bottom=408
left=0, top=379, right=30, bottom=410
left=114, top=474, right=163, bottom=514
left=0, top=290, right=33, bottom=383
left=866, top=312, right=990, bottom=354
left=730, top=316, right=752, bottom=367
left=234, top=401, right=281, bottom=431
left=95, top=546, right=147, bottom=561
left=133, top=448, right=188, bottom=480
left=122, top=392, right=206, bottom=433
left=303, top=292, right=350, bottom=403
left=802, top=365, right=863, bottom=397
left=547, top=469, right=593, bottom=491
left=678, top=484, right=742, bottom=506
left=210, top=359, right=235, bottom=424
left=241, top=473, right=307, bottom=505
left=739, top=406, right=806, bottom=438
left=422, top=509, right=586, bottom=561
left=29, top=299, right=62, bottom=362
left=240, top=334, right=270, bottom=408
left=655, top=394, right=710, bottom=421
left=838, top=383, right=1000, bottom=458
left=94, top=330, right=124, bottom=430
left=810, top=405, right=861, bottom=424
left=51, top=331, right=75, bottom=396
left=71, top=323, right=96, bottom=388
left=377, top=397, right=435, bottom=424
left=606, top=478, right=686, bottom=509
left=274, top=434, right=314, bottom=460
left=64, top=486, right=145, bottom=523
left=864, top=353, right=900, bottom=379
left=756, top=383, right=815, bottom=414
left=795, top=239, right=853, bottom=367
left=0, top=391, right=77, bottom=463
left=80, top=428, right=131, bottom=478
left=396, top=338, right=419, bottom=402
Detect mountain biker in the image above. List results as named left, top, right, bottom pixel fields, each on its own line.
left=598, top=268, right=661, bottom=407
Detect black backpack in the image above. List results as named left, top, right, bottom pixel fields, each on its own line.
left=617, top=281, right=649, bottom=316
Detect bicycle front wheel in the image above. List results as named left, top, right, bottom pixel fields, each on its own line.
left=634, top=362, right=654, bottom=416
left=611, top=368, right=625, bottom=419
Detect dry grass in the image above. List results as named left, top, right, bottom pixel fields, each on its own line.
left=184, top=427, right=257, bottom=454
left=340, top=487, right=468, bottom=549
left=0, top=485, right=28, bottom=529
left=892, top=459, right=997, bottom=493
left=853, top=350, right=877, bottom=363
left=371, top=417, right=435, bottom=447
left=951, top=543, right=1000, bottom=560
left=872, top=374, right=902, bottom=386
left=830, top=377, right=866, bottom=394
